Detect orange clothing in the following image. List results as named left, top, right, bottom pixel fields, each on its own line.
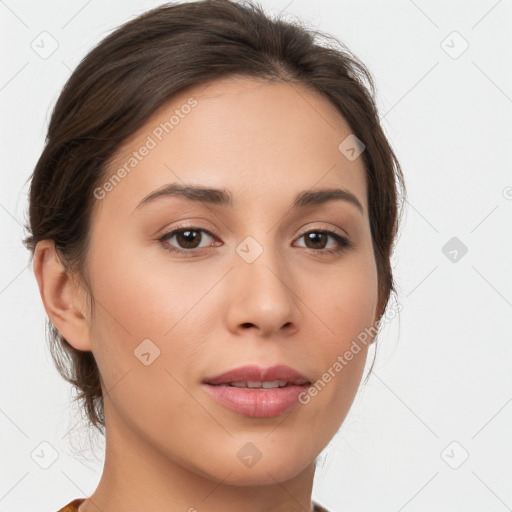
left=57, top=497, right=332, bottom=511
left=56, top=498, right=85, bottom=511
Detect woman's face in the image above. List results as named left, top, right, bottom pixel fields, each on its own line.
left=82, top=76, right=379, bottom=485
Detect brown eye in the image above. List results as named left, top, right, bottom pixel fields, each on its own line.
left=159, top=227, right=216, bottom=253
left=158, top=226, right=353, bottom=257
left=303, top=231, right=329, bottom=250
left=295, top=229, right=353, bottom=254
left=173, top=229, right=203, bottom=249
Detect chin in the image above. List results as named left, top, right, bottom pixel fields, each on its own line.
left=192, top=451, right=314, bottom=487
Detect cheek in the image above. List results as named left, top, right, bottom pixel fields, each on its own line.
left=86, top=243, right=208, bottom=443
left=87, top=232, right=187, bottom=338
left=86, top=233, right=211, bottom=390
left=307, top=246, right=378, bottom=412
left=331, top=270, right=378, bottom=343
left=317, top=244, right=379, bottom=346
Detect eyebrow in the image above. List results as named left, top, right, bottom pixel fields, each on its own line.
left=135, top=183, right=364, bottom=215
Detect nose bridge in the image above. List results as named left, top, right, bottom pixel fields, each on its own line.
left=226, top=230, right=301, bottom=335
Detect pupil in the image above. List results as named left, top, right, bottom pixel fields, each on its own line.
left=306, top=232, right=326, bottom=249
left=178, top=229, right=200, bottom=248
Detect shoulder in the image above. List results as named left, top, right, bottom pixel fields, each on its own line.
left=56, top=498, right=85, bottom=512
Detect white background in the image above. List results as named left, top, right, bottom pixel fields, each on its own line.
left=1, top=1, right=511, bottom=510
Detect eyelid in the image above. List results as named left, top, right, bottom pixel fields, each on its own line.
left=296, top=223, right=349, bottom=240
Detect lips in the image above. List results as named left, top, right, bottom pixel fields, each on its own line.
left=202, top=364, right=312, bottom=418
left=203, top=364, right=311, bottom=387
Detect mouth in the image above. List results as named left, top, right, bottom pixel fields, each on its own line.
left=203, top=363, right=310, bottom=386
left=202, top=364, right=312, bottom=418
left=213, top=380, right=300, bottom=388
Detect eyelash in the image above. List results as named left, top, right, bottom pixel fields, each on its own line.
left=157, top=224, right=354, bottom=257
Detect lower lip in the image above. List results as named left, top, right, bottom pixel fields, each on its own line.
left=203, top=383, right=309, bottom=418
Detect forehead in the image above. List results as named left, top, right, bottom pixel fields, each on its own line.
left=95, top=76, right=368, bottom=217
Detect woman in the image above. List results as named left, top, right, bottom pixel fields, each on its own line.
left=24, top=0, right=405, bottom=510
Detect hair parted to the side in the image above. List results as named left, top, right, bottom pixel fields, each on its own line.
left=23, top=0, right=406, bottom=435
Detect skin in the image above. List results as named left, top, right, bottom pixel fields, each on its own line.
left=34, top=76, right=379, bottom=512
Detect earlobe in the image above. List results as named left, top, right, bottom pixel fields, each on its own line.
left=33, top=240, right=93, bottom=352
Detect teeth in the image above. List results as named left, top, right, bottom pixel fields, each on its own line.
left=230, top=382, right=248, bottom=388
left=262, top=381, right=279, bottom=389
left=227, top=380, right=289, bottom=388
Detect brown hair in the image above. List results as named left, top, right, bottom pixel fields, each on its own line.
left=24, top=0, right=406, bottom=435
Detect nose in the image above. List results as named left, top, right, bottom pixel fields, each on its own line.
left=224, top=247, right=302, bottom=339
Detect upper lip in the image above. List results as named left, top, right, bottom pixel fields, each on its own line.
left=203, top=364, right=311, bottom=386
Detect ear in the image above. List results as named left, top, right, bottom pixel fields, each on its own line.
left=33, top=240, right=92, bottom=351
